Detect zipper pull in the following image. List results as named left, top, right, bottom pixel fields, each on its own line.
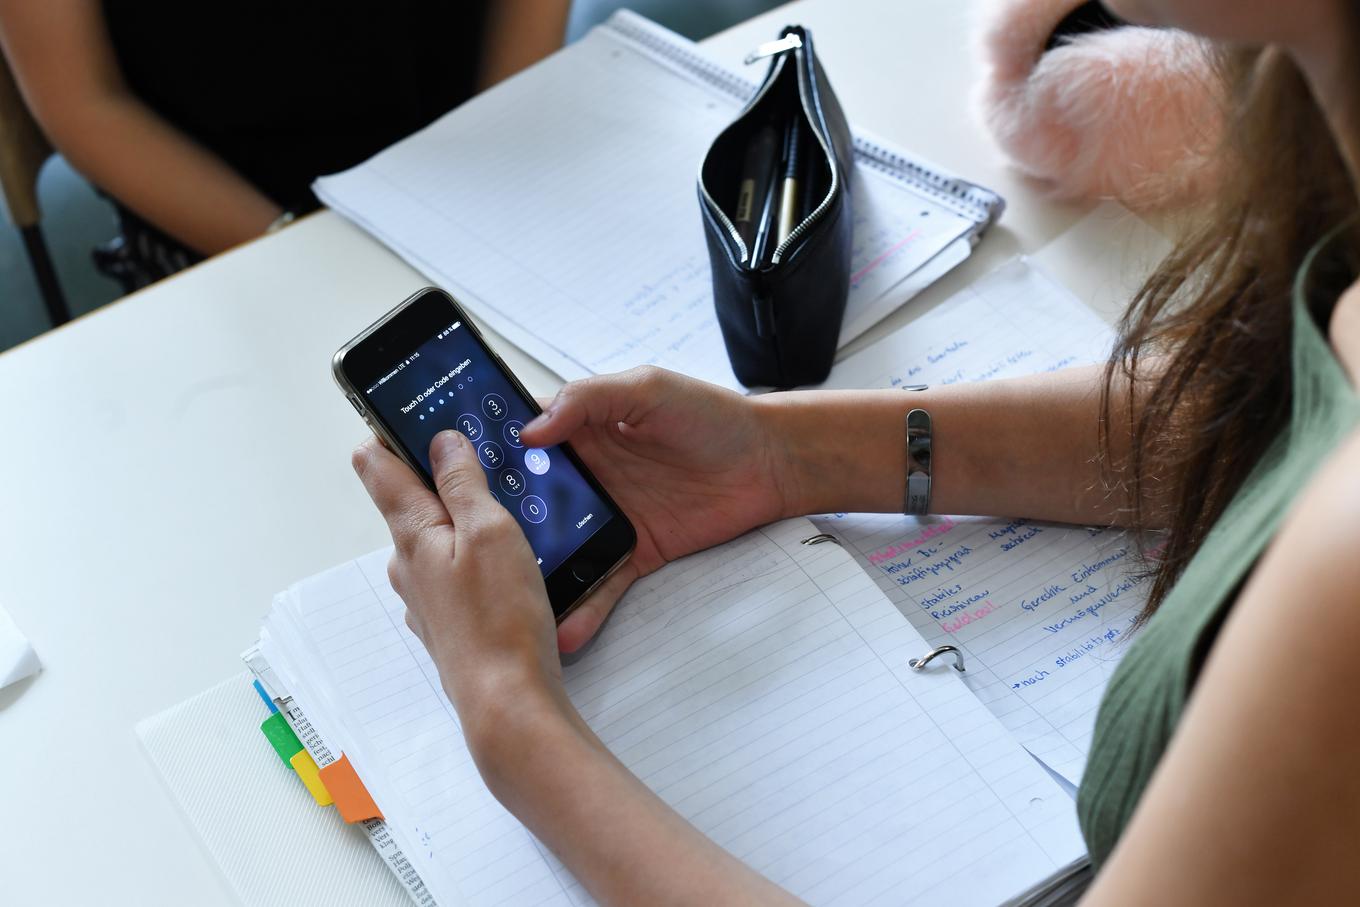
left=743, top=33, right=802, bottom=65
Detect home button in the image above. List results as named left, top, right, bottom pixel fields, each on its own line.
left=570, top=560, right=598, bottom=585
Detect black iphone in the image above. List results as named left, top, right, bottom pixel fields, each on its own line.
left=333, top=287, right=636, bottom=621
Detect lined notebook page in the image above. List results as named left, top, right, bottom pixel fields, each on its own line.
left=314, top=12, right=982, bottom=390
left=265, top=518, right=1083, bottom=906
left=815, top=259, right=1149, bottom=785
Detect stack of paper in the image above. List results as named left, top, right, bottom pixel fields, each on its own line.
left=237, top=258, right=1146, bottom=905
left=257, top=518, right=1085, bottom=906
left=315, top=12, right=1004, bottom=390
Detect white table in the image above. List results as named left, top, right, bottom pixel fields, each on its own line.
left=0, top=1, right=1129, bottom=902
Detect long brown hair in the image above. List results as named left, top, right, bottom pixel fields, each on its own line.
left=1103, top=37, right=1360, bottom=618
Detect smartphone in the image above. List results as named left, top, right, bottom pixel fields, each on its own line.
left=333, top=287, right=636, bottom=621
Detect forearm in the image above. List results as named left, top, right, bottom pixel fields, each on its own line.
left=763, top=364, right=1139, bottom=526
left=468, top=684, right=800, bottom=907
left=0, top=0, right=280, bottom=255
left=477, top=0, right=570, bottom=89
left=46, top=93, right=280, bottom=255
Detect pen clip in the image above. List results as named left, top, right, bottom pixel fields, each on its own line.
left=744, top=33, right=802, bottom=65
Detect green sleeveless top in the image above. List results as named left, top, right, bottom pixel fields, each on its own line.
left=1077, top=243, right=1360, bottom=865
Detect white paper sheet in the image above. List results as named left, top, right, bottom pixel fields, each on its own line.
left=314, top=12, right=998, bottom=391
left=262, top=518, right=1084, bottom=907
left=1, top=604, right=39, bottom=690
left=814, top=259, right=1149, bottom=785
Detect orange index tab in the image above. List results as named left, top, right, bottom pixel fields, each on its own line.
left=289, top=749, right=333, bottom=807
left=318, top=754, right=383, bottom=822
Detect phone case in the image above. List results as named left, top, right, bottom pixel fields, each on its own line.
left=698, top=25, right=854, bottom=388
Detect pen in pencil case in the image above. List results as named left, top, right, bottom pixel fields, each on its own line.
left=749, top=143, right=781, bottom=267
left=735, top=124, right=778, bottom=253
left=776, top=119, right=802, bottom=245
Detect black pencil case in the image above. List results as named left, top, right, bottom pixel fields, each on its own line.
left=698, top=25, right=854, bottom=388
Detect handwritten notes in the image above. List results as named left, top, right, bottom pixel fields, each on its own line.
left=314, top=13, right=990, bottom=390
left=817, top=513, right=1145, bottom=787
left=825, top=256, right=1114, bottom=391
left=262, top=519, right=1084, bottom=906
left=816, top=259, right=1147, bottom=785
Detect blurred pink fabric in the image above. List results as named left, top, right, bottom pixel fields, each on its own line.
left=974, top=0, right=1222, bottom=210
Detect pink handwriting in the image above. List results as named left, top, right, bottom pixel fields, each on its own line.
left=867, top=518, right=956, bottom=565
left=850, top=230, right=923, bottom=287
left=938, top=600, right=996, bottom=633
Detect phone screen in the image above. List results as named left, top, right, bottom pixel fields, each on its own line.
left=360, top=317, right=615, bottom=578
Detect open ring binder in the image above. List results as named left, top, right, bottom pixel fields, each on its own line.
left=908, top=644, right=966, bottom=672
left=798, top=533, right=964, bottom=675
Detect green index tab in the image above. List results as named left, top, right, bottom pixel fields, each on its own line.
left=260, top=711, right=304, bottom=765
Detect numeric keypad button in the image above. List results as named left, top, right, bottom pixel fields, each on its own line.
left=477, top=440, right=505, bottom=470
left=499, top=468, right=526, bottom=497
left=481, top=393, right=508, bottom=421
left=503, top=420, right=525, bottom=448
left=521, top=495, right=548, bottom=524
left=454, top=413, right=484, bottom=441
left=524, top=448, right=551, bottom=476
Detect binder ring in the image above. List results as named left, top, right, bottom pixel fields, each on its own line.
left=800, top=533, right=842, bottom=546
left=908, top=644, right=965, bottom=673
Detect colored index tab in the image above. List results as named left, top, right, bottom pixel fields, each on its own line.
left=318, top=754, right=383, bottom=822
left=252, top=678, right=278, bottom=713
left=260, top=711, right=303, bottom=765
left=289, top=750, right=333, bottom=806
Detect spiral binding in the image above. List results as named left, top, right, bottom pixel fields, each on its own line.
left=854, top=138, right=1006, bottom=227
left=606, top=14, right=757, bottom=105
left=602, top=14, right=1005, bottom=234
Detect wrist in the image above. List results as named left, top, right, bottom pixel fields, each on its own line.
left=756, top=389, right=926, bottom=517
left=453, top=664, right=583, bottom=786
left=750, top=392, right=817, bottom=519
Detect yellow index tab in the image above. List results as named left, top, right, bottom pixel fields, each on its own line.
left=289, top=750, right=333, bottom=807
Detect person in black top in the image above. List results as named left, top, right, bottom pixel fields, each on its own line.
left=0, top=0, right=570, bottom=290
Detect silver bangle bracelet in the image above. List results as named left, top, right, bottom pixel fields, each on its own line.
left=905, top=407, right=932, bottom=515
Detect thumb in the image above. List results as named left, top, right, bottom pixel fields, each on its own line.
left=429, top=430, right=498, bottom=529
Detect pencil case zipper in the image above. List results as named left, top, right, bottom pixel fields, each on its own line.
left=698, top=44, right=841, bottom=270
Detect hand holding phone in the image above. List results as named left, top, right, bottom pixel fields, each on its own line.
left=334, top=288, right=636, bottom=621
left=351, top=429, right=565, bottom=722
left=518, top=367, right=796, bottom=651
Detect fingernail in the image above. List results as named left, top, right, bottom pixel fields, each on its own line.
left=431, top=429, right=467, bottom=462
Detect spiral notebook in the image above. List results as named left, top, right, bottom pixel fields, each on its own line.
left=314, top=11, right=1004, bottom=390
